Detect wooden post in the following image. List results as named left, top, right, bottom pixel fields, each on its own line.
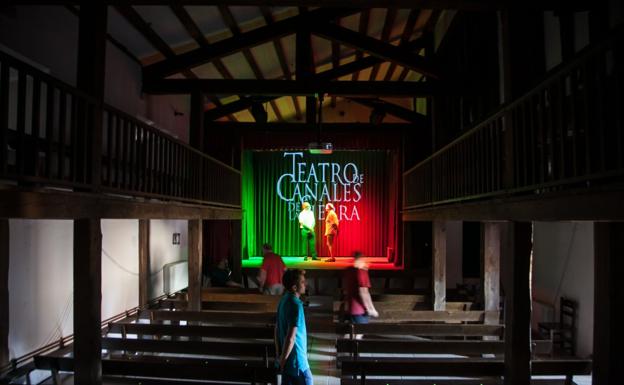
left=502, top=222, right=532, bottom=385
left=483, top=222, right=501, bottom=326
left=432, top=221, right=446, bottom=311
left=74, top=218, right=102, bottom=385
left=0, top=219, right=9, bottom=368
left=76, top=4, right=107, bottom=191
left=296, top=25, right=316, bottom=125
left=188, top=219, right=203, bottom=311
left=138, top=219, right=150, bottom=308
left=593, top=222, right=624, bottom=385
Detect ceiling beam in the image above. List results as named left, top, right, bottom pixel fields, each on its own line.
left=348, top=97, right=427, bottom=124
left=385, top=9, right=420, bottom=81
left=143, top=8, right=359, bottom=80
left=8, top=0, right=592, bottom=11
left=311, top=22, right=440, bottom=79
left=351, top=9, right=370, bottom=82
left=261, top=6, right=302, bottom=120
left=369, top=8, right=397, bottom=81
left=143, top=79, right=438, bottom=97
left=202, top=36, right=429, bottom=120
left=204, top=122, right=417, bottom=131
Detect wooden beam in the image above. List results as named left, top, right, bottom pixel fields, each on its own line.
left=143, top=78, right=438, bottom=97
left=593, top=222, right=624, bottom=385
left=73, top=218, right=102, bottom=385
left=369, top=8, right=397, bottom=81
left=138, top=219, right=150, bottom=308
left=76, top=3, right=106, bottom=190
left=502, top=222, right=531, bottom=385
left=143, top=8, right=359, bottom=80
left=402, top=188, right=624, bottom=221
left=385, top=9, right=420, bottom=81
left=205, top=122, right=415, bottom=132
left=7, top=0, right=593, bottom=11
left=483, top=222, right=501, bottom=326
left=0, top=219, right=8, bottom=369
left=312, top=22, right=440, bottom=79
left=348, top=97, right=427, bottom=124
left=0, top=189, right=241, bottom=220
left=261, top=6, right=302, bottom=120
left=188, top=219, right=203, bottom=311
left=352, top=9, right=370, bottom=81
left=432, top=221, right=446, bottom=310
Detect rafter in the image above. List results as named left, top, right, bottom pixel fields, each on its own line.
left=169, top=4, right=237, bottom=120
left=143, top=7, right=359, bottom=80
left=369, top=8, right=396, bottom=81
left=261, top=6, right=301, bottom=121
left=204, top=122, right=418, bottom=132
left=114, top=5, right=233, bottom=120
left=143, top=79, right=437, bottom=97
left=312, top=22, right=440, bottom=79
left=348, top=97, right=426, bottom=124
left=201, top=36, right=429, bottom=120
left=8, top=0, right=592, bottom=11
left=384, top=9, right=420, bottom=81
left=352, top=9, right=370, bottom=82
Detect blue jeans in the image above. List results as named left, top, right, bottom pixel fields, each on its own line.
left=350, top=314, right=369, bottom=324
left=282, top=368, right=313, bottom=385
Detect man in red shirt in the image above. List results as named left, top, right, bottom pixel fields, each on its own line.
left=343, top=251, right=378, bottom=326
left=257, top=243, right=286, bottom=295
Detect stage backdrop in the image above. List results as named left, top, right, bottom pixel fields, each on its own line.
left=242, top=150, right=400, bottom=259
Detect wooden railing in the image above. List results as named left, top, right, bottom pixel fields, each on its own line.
left=404, top=25, right=624, bottom=208
left=0, top=50, right=240, bottom=207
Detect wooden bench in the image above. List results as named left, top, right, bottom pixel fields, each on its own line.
left=35, top=354, right=277, bottom=385
left=158, top=298, right=276, bottom=312
left=336, top=322, right=504, bottom=339
left=142, top=309, right=276, bottom=325
left=369, top=310, right=496, bottom=323
left=108, top=318, right=274, bottom=339
left=337, top=338, right=505, bottom=358
left=340, top=357, right=592, bottom=385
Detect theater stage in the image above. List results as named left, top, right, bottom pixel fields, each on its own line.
left=241, top=256, right=400, bottom=271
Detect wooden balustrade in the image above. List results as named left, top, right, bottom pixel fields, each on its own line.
left=0, top=50, right=240, bottom=208
left=405, top=26, right=624, bottom=208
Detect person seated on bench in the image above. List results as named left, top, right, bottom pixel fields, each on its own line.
left=343, top=251, right=379, bottom=337
left=257, top=243, right=286, bottom=295
left=209, top=257, right=243, bottom=288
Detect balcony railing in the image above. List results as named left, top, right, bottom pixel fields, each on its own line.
left=404, top=26, right=624, bottom=209
left=0, top=50, right=240, bottom=208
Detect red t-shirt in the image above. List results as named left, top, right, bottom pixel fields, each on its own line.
left=261, top=252, right=286, bottom=287
left=343, top=267, right=371, bottom=316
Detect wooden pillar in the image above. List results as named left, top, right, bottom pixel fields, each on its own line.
left=483, top=222, right=501, bottom=325
left=593, top=222, right=624, bottom=385
left=432, top=221, right=446, bottom=311
left=230, top=220, right=242, bottom=283
left=296, top=26, right=316, bottom=125
left=138, top=219, right=150, bottom=308
left=76, top=4, right=106, bottom=191
left=188, top=219, right=203, bottom=311
left=502, top=222, right=532, bottom=385
left=0, top=219, right=9, bottom=368
left=73, top=218, right=102, bottom=385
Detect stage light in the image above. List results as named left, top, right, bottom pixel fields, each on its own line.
left=308, top=93, right=333, bottom=154
left=250, top=101, right=268, bottom=123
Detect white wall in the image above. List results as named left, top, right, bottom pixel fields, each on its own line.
left=101, top=220, right=139, bottom=321
left=148, top=220, right=188, bottom=300
left=8, top=220, right=74, bottom=359
left=532, top=221, right=594, bottom=357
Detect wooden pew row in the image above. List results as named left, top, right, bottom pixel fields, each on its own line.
left=337, top=339, right=505, bottom=357
left=102, top=337, right=275, bottom=363
left=158, top=298, right=276, bottom=312
left=108, top=319, right=274, bottom=339
left=142, top=309, right=276, bottom=325
left=340, top=358, right=592, bottom=385
left=371, top=310, right=498, bottom=323
left=35, top=355, right=277, bottom=385
left=333, top=300, right=472, bottom=312
left=335, top=323, right=504, bottom=338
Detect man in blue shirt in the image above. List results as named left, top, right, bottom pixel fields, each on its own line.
left=275, top=269, right=312, bottom=385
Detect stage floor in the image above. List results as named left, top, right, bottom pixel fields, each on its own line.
left=241, top=256, right=400, bottom=270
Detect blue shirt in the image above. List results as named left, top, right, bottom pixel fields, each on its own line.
left=276, top=292, right=309, bottom=376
